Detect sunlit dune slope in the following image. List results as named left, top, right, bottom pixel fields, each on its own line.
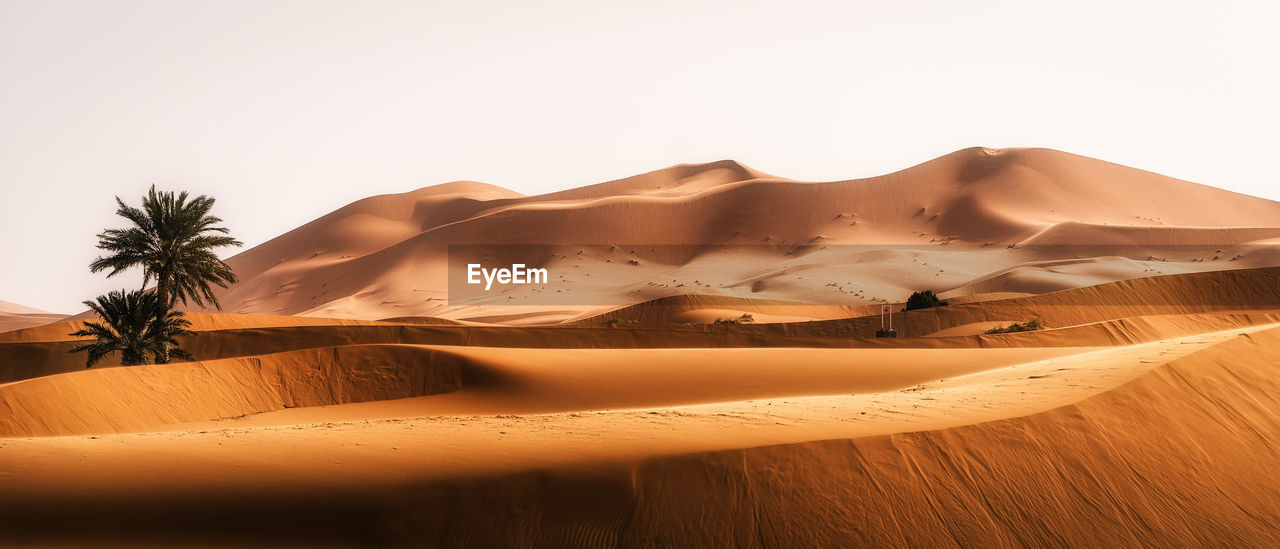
left=4, top=267, right=1278, bottom=383
left=1, top=314, right=1278, bottom=545
left=568, top=294, right=881, bottom=324
left=599, top=324, right=1280, bottom=547
left=0, top=345, right=463, bottom=437
left=0, top=311, right=388, bottom=344
left=201, top=148, right=1280, bottom=319
left=0, top=344, right=1088, bottom=437
left=768, top=265, right=1280, bottom=338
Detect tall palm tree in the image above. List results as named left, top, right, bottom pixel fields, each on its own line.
left=68, top=290, right=194, bottom=368
left=90, top=185, right=242, bottom=310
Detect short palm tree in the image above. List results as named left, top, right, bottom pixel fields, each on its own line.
left=90, top=185, right=242, bottom=310
left=68, top=290, right=194, bottom=368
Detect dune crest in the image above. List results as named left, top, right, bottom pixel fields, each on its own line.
left=0, top=300, right=65, bottom=334
left=6, top=149, right=1280, bottom=545
left=3, top=267, right=1280, bottom=545
left=194, top=148, right=1280, bottom=321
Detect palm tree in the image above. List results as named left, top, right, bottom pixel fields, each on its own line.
left=90, top=185, right=242, bottom=310
left=68, top=290, right=194, bottom=368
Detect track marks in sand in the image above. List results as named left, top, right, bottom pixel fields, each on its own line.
left=46, top=323, right=1270, bottom=484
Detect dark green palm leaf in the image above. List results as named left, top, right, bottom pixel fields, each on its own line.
left=67, top=290, right=196, bottom=368
left=89, top=185, right=242, bottom=309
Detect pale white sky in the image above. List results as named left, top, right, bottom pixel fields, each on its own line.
left=1, top=0, right=1277, bottom=313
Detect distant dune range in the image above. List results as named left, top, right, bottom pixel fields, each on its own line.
left=4, top=149, right=1280, bottom=546
left=196, top=147, right=1280, bottom=322
left=6, top=147, right=1280, bottom=329
left=0, top=300, right=64, bottom=334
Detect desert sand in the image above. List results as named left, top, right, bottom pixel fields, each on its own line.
left=0, top=300, right=65, bottom=334
left=2, top=148, right=1280, bottom=546
left=204, top=147, right=1280, bottom=322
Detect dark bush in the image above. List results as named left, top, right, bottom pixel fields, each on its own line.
left=904, top=290, right=948, bottom=311
left=984, top=317, right=1045, bottom=335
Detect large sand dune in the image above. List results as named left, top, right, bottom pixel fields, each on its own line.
left=200, top=148, right=1280, bottom=321
left=5, top=149, right=1280, bottom=545
left=6, top=267, right=1277, bottom=384
left=4, top=266, right=1280, bottom=545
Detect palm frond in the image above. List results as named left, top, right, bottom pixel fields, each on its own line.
left=90, top=185, right=242, bottom=309
left=67, top=289, right=195, bottom=367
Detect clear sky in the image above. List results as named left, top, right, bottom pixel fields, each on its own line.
left=1, top=0, right=1277, bottom=313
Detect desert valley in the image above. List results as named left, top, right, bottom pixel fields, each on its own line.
left=2, top=147, right=1280, bottom=546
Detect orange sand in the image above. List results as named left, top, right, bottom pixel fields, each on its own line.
left=4, top=151, right=1280, bottom=546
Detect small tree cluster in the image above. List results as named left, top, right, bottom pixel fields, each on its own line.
left=904, top=290, right=948, bottom=311
left=69, top=186, right=241, bottom=367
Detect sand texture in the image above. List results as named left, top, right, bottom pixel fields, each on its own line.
left=196, top=148, right=1280, bottom=322
left=4, top=150, right=1280, bottom=546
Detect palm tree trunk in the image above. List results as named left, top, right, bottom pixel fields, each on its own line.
left=154, top=277, right=172, bottom=364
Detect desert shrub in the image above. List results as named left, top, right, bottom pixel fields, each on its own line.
left=984, top=317, right=1045, bottom=335
left=904, top=290, right=948, bottom=311
left=714, top=313, right=754, bottom=325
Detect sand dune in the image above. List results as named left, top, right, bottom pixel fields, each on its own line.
left=0, top=311, right=65, bottom=334
left=786, top=265, right=1280, bottom=339
left=6, top=148, right=1280, bottom=545
left=0, top=299, right=54, bottom=315
left=569, top=294, right=880, bottom=324
left=195, top=147, right=1280, bottom=321
left=0, top=310, right=387, bottom=344
left=0, top=299, right=65, bottom=334
left=6, top=267, right=1277, bottom=385
left=603, top=324, right=1280, bottom=547
left=0, top=345, right=463, bottom=437
left=0, top=344, right=1089, bottom=437
left=1, top=308, right=1276, bottom=545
